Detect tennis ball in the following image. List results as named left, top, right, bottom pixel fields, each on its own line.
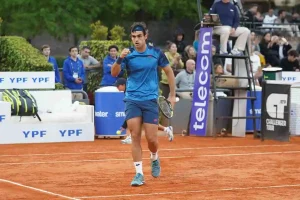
left=116, top=130, right=121, bottom=135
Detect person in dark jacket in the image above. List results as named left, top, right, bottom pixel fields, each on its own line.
left=280, top=50, right=300, bottom=72
left=100, top=45, right=125, bottom=86
left=173, top=27, right=186, bottom=56
left=63, top=46, right=85, bottom=99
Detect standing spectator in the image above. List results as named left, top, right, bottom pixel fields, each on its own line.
left=78, top=46, right=100, bottom=92
left=101, top=45, right=125, bottom=87
left=160, top=41, right=184, bottom=98
left=175, top=59, right=195, bottom=99
left=173, top=27, right=186, bottom=56
left=209, top=0, right=251, bottom=55
left=41, top=45, right=60, bottom=83
left=63, top=46, right=85, bottom=99
left=182, top=45, right=197, bottom=68
left=280, top=50, right=300, bottom=71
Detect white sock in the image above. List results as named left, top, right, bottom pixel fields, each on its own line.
left=134, top=161, right=143, bottom=175
left=150, top=151, right=158, bottom=161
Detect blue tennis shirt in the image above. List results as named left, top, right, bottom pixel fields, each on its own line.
left=122, top=45, right=169, bottom=101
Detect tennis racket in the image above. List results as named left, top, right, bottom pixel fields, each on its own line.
left=158, top=96, right=173, bottom=119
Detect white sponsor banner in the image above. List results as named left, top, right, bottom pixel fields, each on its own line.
left=0, top=72, right=55, bottom=89
left=282, top=72, right=300, bottom=82
left=0, top=123, right=94, bottom=144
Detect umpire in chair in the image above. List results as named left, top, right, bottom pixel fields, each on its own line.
left=210, top=0, right=251, bottom=55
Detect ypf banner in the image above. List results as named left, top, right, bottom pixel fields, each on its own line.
left=0, top=72, right=55, bottom=89
left=189, top=27, right=212, bottom=136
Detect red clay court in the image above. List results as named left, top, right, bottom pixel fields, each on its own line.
left=1, top=134, right=300, bottom=200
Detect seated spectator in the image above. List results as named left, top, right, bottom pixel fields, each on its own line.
left=262, top=8, right=277, bottom=30
left=275, top=10, right=300, bottom=37
left=160, top=41, right=184, bottom=98
left=212, top=45, right=223, bottom=66
left=250, top=32, right=260, bottom=52
left=41, top=45, right=60, bottom=83
left=175, top=59, right=195, bottom=99
left=250, top=45, right=261, bottom=84
left=245, top=4, right=260, bottom=29
left=280, top=50, right=300, bottom=71
left=209, top=0, right=251, bottom=55
left=182, top=45, right=197, bottom=68
left=271, top=37, right=292, bottom=60
left=214, top=63, right=224, bottom=76
left=297, top=43, right=300, bottom=54
left=78, top=46, right=100, bottom=92
left=173, top=28, right=186, bottom=56
left=290, top=12, right=300, bottom=35
left=255, top=11, right=264, bottom=28
left=100, top=45, right=125, bottom=87
left=193, top=30, right=199, bottom=53
left=63, top=46, right=85, bottom=100
left=259, top=32, right=280, bottom=66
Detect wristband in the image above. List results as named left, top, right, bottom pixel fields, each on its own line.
left=116, top=57, right=124, bottom=65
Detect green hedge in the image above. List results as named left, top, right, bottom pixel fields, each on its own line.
left=0, top=36, right=53, bottom=71
left=79, top=40, right=131, bottom=92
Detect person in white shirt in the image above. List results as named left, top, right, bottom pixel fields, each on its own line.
left=262, top=8, right=277, bottom=31
left=175, top=59, right=195, bottom=99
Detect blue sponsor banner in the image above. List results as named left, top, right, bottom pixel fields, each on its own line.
left=246, top=91, right=262, bottom=132
left=189, top=28, right=213, bottom=136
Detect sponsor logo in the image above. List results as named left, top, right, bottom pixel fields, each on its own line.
left=190, top=28, right=212, bottom=136
left=265, top=93, right=288, bottom=131
left=0, top=115, right=5, bottom=122
left=95, top=111, right=109, bottom=117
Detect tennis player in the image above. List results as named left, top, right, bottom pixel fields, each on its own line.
left=114, top=78, right=174, bottom=144
left=111, top=22, right=176, bottom=186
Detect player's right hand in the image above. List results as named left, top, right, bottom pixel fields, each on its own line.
left=120, top=48, right=131, bottom=58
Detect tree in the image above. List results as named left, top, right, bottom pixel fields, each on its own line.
left=110, top=25, right=126, bottom=41
left=0, top=0, right=100, bottom=41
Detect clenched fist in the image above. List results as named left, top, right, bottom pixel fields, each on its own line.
left=120, top=48, right=131, bottom=58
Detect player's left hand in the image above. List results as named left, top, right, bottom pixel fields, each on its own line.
left=168, top=95, right=176, bottom=109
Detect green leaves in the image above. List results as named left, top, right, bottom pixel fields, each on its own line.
left=0, top=0, right=204, bottom=39
left=0, top=36, right=53, bottom=71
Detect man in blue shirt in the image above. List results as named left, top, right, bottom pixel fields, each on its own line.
left=210, top=0, right=250, bottom=55
left=111, top=22, right=176, bottom=187
left=63, top=46, right=85, bottom=99
left=41, top=45, right=60, bottom=83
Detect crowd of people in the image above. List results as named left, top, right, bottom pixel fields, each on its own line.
left=41, top=0, right=300, bottom=99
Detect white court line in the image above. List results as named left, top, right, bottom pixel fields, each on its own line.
left=1, top=150, right=300, bottom=166
left=0, top=144, right=294, bottom=157
left=0, top=178, right=79, bottom=200
left=75, top=184, right=300, bottom=199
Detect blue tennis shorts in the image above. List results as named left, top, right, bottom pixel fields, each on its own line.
left=124, top=99, right=159, bottom=125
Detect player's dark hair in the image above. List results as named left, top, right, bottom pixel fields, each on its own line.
left=130, top=22, right=147, bottom=35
